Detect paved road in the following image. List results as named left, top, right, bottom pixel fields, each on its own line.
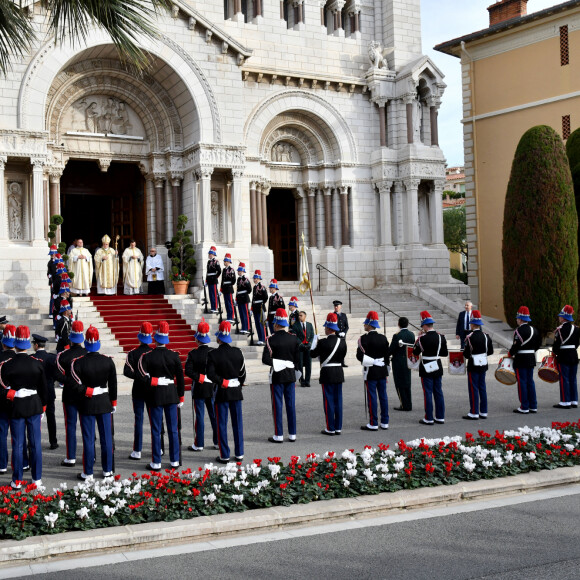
left=1, top=367, right=578, bottom=490
left=12, top=489, right=580, bottom=579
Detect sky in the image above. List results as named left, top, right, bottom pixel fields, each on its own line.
left=421, top=0, right=558, bottom=166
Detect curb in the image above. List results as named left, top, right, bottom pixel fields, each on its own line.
left=1, top=465, right=580, bottom=567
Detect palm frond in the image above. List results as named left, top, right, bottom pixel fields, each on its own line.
left=0, top=0, right=36, bottom=75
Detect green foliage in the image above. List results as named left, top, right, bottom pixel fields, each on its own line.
left=170, top=215, right=196, bottom=282
left=443, top=206, right=467, bottom=257
left=565, top=128, right=580, bottom=288
left=47, top=215, right=64, bottom=245
left=503, top=125, right=579, bottom=335
left=442, top=190, right=465, bottom=200
left=450, top=268, right=467, bottom=284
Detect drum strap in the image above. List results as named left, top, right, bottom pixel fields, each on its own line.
left=560, top=325, right=575, bottom=346
left=422, top=335, right=441, bottom=361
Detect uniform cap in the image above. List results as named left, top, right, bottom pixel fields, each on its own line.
left=333, top=300, right=342, bottom=307
left=49, top=245, right=58, bottom=255
left=274, top=308, right=289, bottom=328
left=253, top=270, right=262, bottom=279
left=54, top=253, right=62, bottom=260
left=470, top=310, right=484, bottom=326
left=323, top=312, right=340, bottom=332
left=237, top=262, right=246, bottom=273
left=59, top=300, right=71, bottom=314
left=288, top=296, right=298, bottom=307
left=31, top=333, right=48, bottom=345
left=84, top=325, right=101, bottom=352
left=196, top=318, right=211, bottom=344
left=224, top=253, right=232, bottom=262
left=364, top=310, right=380, bottom=329
left=420, top=310, right=435, bottom=326
left=155, top=321, right=170, bottom=344
left=14, top=325, right=31, bottom=350
left=208, top=246, right=217, bottom=256
left=216, top=320, right=232, bottom=343
left=269, top=279, right=278, bottom=289
left=70, top=320, right=85, bottom=343
left=516, top=306, right=531, bottom=322
left=137, top=321, right=153, bottom=344
left=59, top=283, right=70, bottom=295
left=2, top=324, right=16, bottom=348
left=558, top=305, right=574, bottom=322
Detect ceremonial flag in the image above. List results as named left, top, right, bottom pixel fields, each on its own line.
left=299, top=233, right=317, bottom=334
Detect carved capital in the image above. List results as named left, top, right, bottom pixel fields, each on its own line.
left=403, top=178, right=421, bottom=192
left=308, top=187, right=317, bottom=197
left=154, top=177, right=165, bottom=188
left=48, top=169, right=63, bottom=183
left=0, top=155, right=6, bottom=171
left=339, top=185, right=348, bottom=195
left=196, top=167, right=214, bottom=180
left=31, top=158, right=45, bottom=171
left=433, top=178, right=446, bottom=192
left=98, top=158, right=112, bottom=173
left=189, top=16, right=196, bottom=30
left=231, top=169, right=244, bottom=179
left=375, top=180, right=393, bottom=195
left=170, top=174, right=183, bottom=187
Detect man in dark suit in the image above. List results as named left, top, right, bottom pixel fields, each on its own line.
left=333, top=300, right=349, bottom=367
left=291, top=311, right=315, bottom=387
left=389, top=317, right=415, bottom=411
left=456, top=300, right=473, bottom=350
left=263, top=308, right=301, bottom=443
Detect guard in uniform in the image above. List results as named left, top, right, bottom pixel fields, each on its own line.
left=311, top=313, right=348, bottom=436
left=288, top=297, right=299, bottom=327
left=55, top=320, right=86, bottom=467
left=251, top=270, right=268, bottom=346
left=552, top=305, right=580, bottom=409
left=184, top=319, right=218, bottom=451
left=70, top=326, right=117, bottom=480
left=52, top=282, right=72, bottom=328
left=262, top=308, right=301, bottom=443
left=220, top=254, right=236, bottom=323
left=138, top=321, right=185, bottom=470
left=509, top=306, right=541, bottom=414
left=123, top=322, right=153, bottom=460
left=462, top=310, right=494, bottom=420
left=31, top=334, right=59, bottom=449
left=47, top=245, right=58, bottom=317
left=334, top=300, right=349, bottom=367
left=357, top=311, right=390, bottom=431
left=55, top=300, right=73, bottom=352
left=0, top=326, right=47, bottom=488
left=389, top=317, right=415, bottom=411
left=236, top=263, right=252, bottom=334
left=413, top=311, right=449, bottom=425
left=206, top=247, right=221, bottom=313
left=267, top=280, right=285, bottom=335
left=0, top=325, right=17, bottom=475
left=206, top=321, right=246, bottom=463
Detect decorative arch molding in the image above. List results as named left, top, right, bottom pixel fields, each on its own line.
left=262, top=123, right=327, bottom=166
left=244, top=90, right=357, bottom=164
left=18, top=27, right=220, bottom=143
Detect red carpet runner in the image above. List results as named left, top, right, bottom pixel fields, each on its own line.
left=91, top=294, right=196, bottom=389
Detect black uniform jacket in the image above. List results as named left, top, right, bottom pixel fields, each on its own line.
left=267, top=293, right=285, bottom=321
left=289, top=310, right=299, bottom=328
left=138, top=346, right=185, bottom=407
left=0, top=353, right=47, bottom=418
left=252, top=284, right=268, bottom=313
left=336, top=312, right=349, bottom=336
left=185, top=344, right=216, bottom=399
left=206, top=258, right=221, bottom=286
left=55, top=316, right=72, bottom=352
left=206, top=343, right=246, bottom=403
left=389, top=328, right=415, bottom=359
left=311, top=333, right=347, bottom=384
left=236, top=276, right=252, bottom=304
left=508, top=323, right=541, bottom=368
left=47, top=259, right=57, bottom=285
left=71, top=352, right=117, bottom=415
left=52, top=295, right=73, bottom=320
left=412, top=330, right=449, bottom=378
left=221, top=266, right=236, bottom=294
left=356, top=330, right=390, bottom=380
left=33, top=349, right=58, bottom=401
left=123, top=343, right=152, bottom=399
left=262, top=330, right=300, bottom=384
left=0, top=350, right=15, bottom=413
left=463, top=329, right=494, bottom=374
left=51, top=273, right=62, bottom=297
left=553, top=321, right=580, bottom=366
left=56, top=344, right=87, bottom=405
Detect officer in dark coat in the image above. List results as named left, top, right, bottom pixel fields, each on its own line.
left=552, top=305, right=580, bottom=409
left=462, top=310, right=494, bottom=420
left=357, top=311, right=390, bottom=431
left=47, top=245, right=58, bottom=317
left=138, top=321, right=185, bottom=470
left=311, top=313, right=348, bottom=435
left=288, top=297, right=300, bottom=328
left=123, top=322, right=153, bottom=460
left=70, top=326, right=117, bottom=480
left=251, top=270, right=268, bottom=346
left=184, top=319, right=218, bottom=452
left=333, top=300, right=349, bottom=367
left=206, top=321, right=246, bottom=463
left=263, top=308, right=301, bottom=443
left=31, top=334, right=59, bottom=449
left=509, top=306, right=541, bottom=414
left=206, top=246, right=222, bottom=313
left=0, top=325, right=17, bottom=475
left=55, top=320, right=86, bottom=467
left=220, top=254, right=236, bottom=323
left=267, top=280, right=285, bottom=335
left=389, top=317, right=415, bottom=411
left=0, top=326, right=47, bottom=488
left=52, top=283, right=73, bottom=328
left=413, top=311, right=449, bottom=425
left=236, top=263, right=252, bottom=334
left=290, top=311, right=315, bottom=387
left=55, top=300, right=73, bottom=352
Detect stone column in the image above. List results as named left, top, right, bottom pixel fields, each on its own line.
left=231, top=170, right=243, bottom=243
left=250, top=182, right=257, bottom=244
left=154, top=177, right=165, bottom=244
left=377, top=180, right=393, bottom=246
left=234, top=0, right=242, bottom=16
left=339, top=186, right=350, bottom=247
left=376, top=100, right=387, bottom=147
left=0, top=156, right=7, bottom=241
left=431, top=179, right=445, bottom=245
left=392, top=180, right=404, bottom=246
left=197, top=168, right=213, bottom=243
left=261, top=185, right=269, bottom=247
left=405, top=99, right=414, bottom=144
left=280, top=0, right=284, bottom=19
left=353, top=11, right=359, bottom=32
left=403, top=178, right=420, bottom=246
left=429, top=101, right=440, bottom=147
left=296, top=0, right=303, bottom=23
left=324, top=187, right=333, bottom=247
left=48, top=171, right=62, bottom=219
left=255, top=0, right=262, bottom=17
left=171, top=175, right=183, bottom=236
left=316, top=188, right=325, bottom=250
left=31, top=158, right=45, bottom=242
left=256, top=183, right=264, bottom=245
left=308, top=187, right=317, bottom=247
left=145, top=176, right=155, bottom=249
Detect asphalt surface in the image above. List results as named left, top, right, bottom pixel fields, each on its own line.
left=2, top=364, right=577, bottom=490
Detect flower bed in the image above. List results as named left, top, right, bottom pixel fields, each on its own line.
left=1, top=421, right=580, bottom=540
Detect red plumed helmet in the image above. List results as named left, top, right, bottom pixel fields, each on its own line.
left=254, top=269, right=261, bottom=276
left=291, top=296, right=298, bottom=302
left=55, top=253, right=62, bottom=260
left=326, top=312, right=338, bottom=323
left=366, top=310, right=379, bottom=321
left=71, top=320, right=84, bottom=333
left=518, top=306, right=530, bottom=316
left=219, top=320, right=231, bottom=334
left=3, top=324, right=16, bottom=338
left=471, top=310, right=482, bottom=319
left=563, top=305, right=574, bottom=315
left=420, top=310, right=431, bottom=320
left=140, top=321, right=153, bottom=335
left=15, top=325, right=30, bottom=339
left=157, top=321, right=170, bottom=336
left=275, top=308, right=288, bottom=318
left=85, top=325, right=100, bottom=342
left=197, top=318, right=210, bottom=335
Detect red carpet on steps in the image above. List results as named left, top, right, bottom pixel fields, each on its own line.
left=91, top=295, right=197, bottom=390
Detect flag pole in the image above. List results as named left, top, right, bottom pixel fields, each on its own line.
left=299, top=232, right=318, bottom=334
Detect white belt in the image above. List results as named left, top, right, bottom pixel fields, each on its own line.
left=92, top=387, right=108, bottom=395
left=322, top=362, right=341, bottom=367
left=272, top=359, right=294, bottom=372
left=362, top=355, right=385, bottom=367
left=422, top=356, right=440, bottom=361
left=13, top=389, right=38, bottom=398
left=223, top=281, right=232, bottom=284
left=207, top=272, right=217, bottom=276
left=237, top=290, right=248, bottom=294
left=254, top=300, right=263, bottom=304
left=518, top=350, right=534, bottom=354
left=560, top=345, right=576, bottom=350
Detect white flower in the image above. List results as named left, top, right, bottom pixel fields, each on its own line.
left=213, top=484, right=222, bottom=493
left=103, top=505, right=116, bottom=517
left=345, top=469, right=357, bottom=478
left=203, top=493, right=217, bottom=504
left=342, top=478, right=350, bottom=487
left=363, top=468, right=376, bottom=482
left=268, top=464, right=281, bottom=479
left=526, top=452, right=536, bottom=460
left=231, top=494, right=244, bottom=504
left=44, top=512, right=58, bottom=528
left=76, top=507, right=90, bottom=520
left=58, top=500, right=67, bottom=511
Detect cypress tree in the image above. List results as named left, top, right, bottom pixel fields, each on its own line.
left=502, top=125, right=578, bottom=336
left=565, top=127, right=580, bottom=286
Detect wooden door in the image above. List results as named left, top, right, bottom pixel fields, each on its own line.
left=267, top=189, right=298, bottom=280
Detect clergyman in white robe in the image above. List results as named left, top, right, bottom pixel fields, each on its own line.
left=145, top=248, right=165, bottom=295
left=69, top=239, right=93, bottom=296
left=94, top=234, right=119, bottom=295
left=122, top=242, right=144, bottom=295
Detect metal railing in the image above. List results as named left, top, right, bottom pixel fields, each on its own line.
left=315, top=263, right=422, bottom=332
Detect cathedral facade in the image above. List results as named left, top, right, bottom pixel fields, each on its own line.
left=0, top=0, right=449, bottom=302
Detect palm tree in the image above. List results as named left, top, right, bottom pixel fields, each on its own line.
left=0, top=0, right=173, bottom=75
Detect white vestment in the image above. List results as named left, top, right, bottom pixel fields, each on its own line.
left=69, top=248, right=93, bottom=295
left=94, top=247, right=119, bottom=295
left=145, top=254, right=164, bottom=281
left=122, top=247, right=144, bottom=295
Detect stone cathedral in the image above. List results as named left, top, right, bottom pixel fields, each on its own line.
left=0, top=0, right=449, bottom=302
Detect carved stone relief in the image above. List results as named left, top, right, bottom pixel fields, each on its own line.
left=211, top=190, right=224, bottom=242
left=7, top=181, right=25, bottom=240
left=271, top=141, right=299, bottom=164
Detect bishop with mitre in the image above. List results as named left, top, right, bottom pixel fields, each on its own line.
left=94, top=234, right=119, bottom=295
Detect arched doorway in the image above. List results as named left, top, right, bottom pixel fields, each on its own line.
left=60, top=160, right=147, bottom=255
left=267, top=188, right=298, bottom=280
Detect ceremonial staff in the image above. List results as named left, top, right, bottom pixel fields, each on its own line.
left=299, top=233, right=317, bottom=334
left=114, top=234, right=120, bottom=296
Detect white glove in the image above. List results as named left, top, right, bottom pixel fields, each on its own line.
left=178, top=402, right=184, bottom=408
left=157, top=377, right=174, bottom=386
left=111, top=406, right=117, bottom=414
left=40, top=413, right=45, bottom=421
left=310, top=334, right=319, bottom=350
left=338, top=332, right=346, bottom=338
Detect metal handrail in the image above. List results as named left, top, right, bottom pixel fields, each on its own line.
left=315, top=263, right=422, bottom=332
